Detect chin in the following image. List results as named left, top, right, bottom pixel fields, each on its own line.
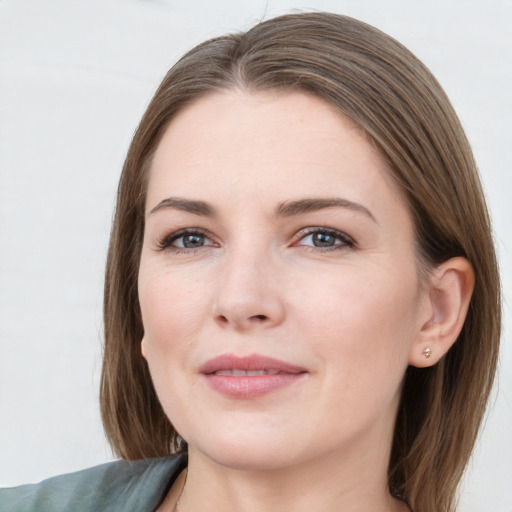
left=189, top=434, right=307, bottom=472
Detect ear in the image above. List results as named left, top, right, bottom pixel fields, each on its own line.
left=409, top=257, right=475, bottom=368
left=141, top=336, right=148, bottom=360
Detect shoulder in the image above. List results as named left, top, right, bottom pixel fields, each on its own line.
left=0, top=453, right=187, bottom=512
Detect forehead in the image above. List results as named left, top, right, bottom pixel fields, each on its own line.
left=147, top=90, right=406, bottom=218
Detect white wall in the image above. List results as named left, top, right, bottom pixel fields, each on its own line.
left=0, top=1, right=510, bottom=510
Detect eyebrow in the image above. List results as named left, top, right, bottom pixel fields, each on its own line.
left=149, top=196, right=376, bottom=223
left=276, top=197, right=377, bottom=223
left=150, top=197, right=217, bottom=217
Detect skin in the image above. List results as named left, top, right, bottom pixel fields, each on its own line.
left=138, top=90, right=471, bottom=511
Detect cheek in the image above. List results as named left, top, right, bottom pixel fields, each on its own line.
left=295, top=266, right=420, bottom=391
left=138, top=266, right=211, bottom=365
left=138, top=269, right=209, bottom=430
left=299, top=263, right=419, bottom=336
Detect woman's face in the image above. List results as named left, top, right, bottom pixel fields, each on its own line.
left=139, top=90, right=431, bottom=471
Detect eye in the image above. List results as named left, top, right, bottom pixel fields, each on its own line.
left=174, top=232, right=208, bottom=249
left=296, top=228, right=354, bottom=250
left=157, top=229, right=216, bottom=251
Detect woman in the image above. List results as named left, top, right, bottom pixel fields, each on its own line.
left=1, top=11, right=500, bottom=512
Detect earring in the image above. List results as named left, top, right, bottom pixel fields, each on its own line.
left=423, top=347, right=432, bottom=359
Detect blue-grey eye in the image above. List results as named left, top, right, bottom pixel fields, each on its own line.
left=298, top=228, right=353, bottom=249
left=178, top=233, right=206, bottom=248
left=311, top=232, right=337, bottom=247
left=158, top=229, right=216, bottom=252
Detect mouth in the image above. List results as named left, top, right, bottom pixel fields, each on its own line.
left=199, top=354, right=308, bottom=399
left=213, top=369, right=282, bottom=376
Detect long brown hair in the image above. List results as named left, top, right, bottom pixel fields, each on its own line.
left=100, top=12, right=501, bottom=512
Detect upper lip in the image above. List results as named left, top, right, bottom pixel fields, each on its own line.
left=199, top=354, right=307, bottom=375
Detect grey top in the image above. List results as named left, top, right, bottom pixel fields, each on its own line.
left=0, top=453, right=187, bottom=512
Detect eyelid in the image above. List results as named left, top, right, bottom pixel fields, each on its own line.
left=154, top=226, right=354, bottom=253
left=156, top=227, right=218, bottom=252
left=293, top=227, right=355, bottom=249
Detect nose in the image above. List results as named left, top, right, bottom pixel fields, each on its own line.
left=212, top=249, right=285, bottom=331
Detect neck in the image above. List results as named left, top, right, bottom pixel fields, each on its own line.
left=167, top=391, right=409, bottom=512
left=175, top=440, right=406, bottom=512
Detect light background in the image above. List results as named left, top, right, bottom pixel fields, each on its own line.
left=0, top=1, right=510, bottom=510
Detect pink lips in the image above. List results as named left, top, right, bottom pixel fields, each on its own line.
left=199, top=354, right=307, bottom=399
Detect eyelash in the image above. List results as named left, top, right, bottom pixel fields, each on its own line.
left=295, top=227, right=355, bottom=251
left=156, top=228, right=217, bottom=253
left=156, top=227, right=355, bottom=253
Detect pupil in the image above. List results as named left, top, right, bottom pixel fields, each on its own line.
left=183, top=234, right=204, bottom=248
left=313, top=232, right=334, bottom=247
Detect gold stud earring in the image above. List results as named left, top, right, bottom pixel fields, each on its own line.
left=423, top=347, right=432, bottom=359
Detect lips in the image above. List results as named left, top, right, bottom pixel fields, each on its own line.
left=199, top=354, right=307, bottom=399
left=214, top=369, right=281, bottom=376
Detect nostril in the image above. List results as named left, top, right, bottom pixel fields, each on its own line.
left=253, top=315, right=268, bottom=321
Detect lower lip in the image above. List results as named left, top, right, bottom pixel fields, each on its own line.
left=203, top=373, right=306, bottom=399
